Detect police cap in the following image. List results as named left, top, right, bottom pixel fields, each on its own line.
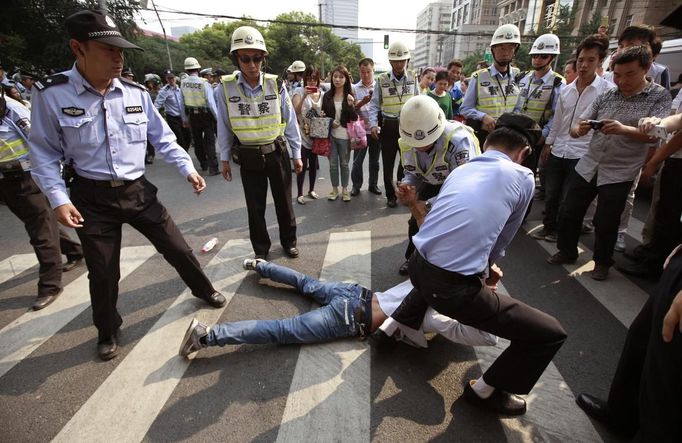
left=495, top=113, right=543, bottom=148
left=65, top=9, right=143, bottom=51
left=163, top=69, right=175, bottom=78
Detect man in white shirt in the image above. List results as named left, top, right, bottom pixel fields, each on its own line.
left=533, top=35, right=613, bottom=241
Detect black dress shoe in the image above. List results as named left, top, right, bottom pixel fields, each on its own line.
left=463, top=381, right=527, bottom=415
left=368, top=329, right=397, bottom=353
left=386, top=197, right=397, bottom=208
left=284, top=246, right=299, bottom=258
left=398, top=260, right=409, bottom=276
left=576, top=393, right=611, bottom=424
left=97, top=335, right=119, bottom=361
left=63, top=257, right=84, bottom=272
left=350, top=188, right=360, bottom=196
left=203, top=291, right=226, bottom=308
left=616, top=261, right=661, bottom=280
left=33, top=289, right=63, bottom=311
left=368, top=186, right=382, bottom=195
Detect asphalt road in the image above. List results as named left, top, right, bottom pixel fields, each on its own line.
left=0, top=156, right=658, bottom=442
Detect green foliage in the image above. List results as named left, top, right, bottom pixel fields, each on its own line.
left=180, top=19, right=258, bottom=72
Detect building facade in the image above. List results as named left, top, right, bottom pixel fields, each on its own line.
left=443, top=0, right=499, bottom=62
left=320, top=0, right=359, bottom=42
left=571, top=0, right=682, bottom=38
left=413, top=1, right=453, bottom=68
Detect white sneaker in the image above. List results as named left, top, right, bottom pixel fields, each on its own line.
left=243, top=258, right=266, bottom=271
left=308, top=191, right=319, bottom=199
left=296, top=195, right=305, bottom=205
left=614, top=233, right=626, bottom=252
left=179, top=318, right=209, bottom=357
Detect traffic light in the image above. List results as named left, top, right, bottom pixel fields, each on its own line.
left=383, top=35, right=389, bottom=50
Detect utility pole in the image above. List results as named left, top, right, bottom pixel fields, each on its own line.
left=150, top=0, right=173, bottom=70
left=319, top=2, right=325, bottom=79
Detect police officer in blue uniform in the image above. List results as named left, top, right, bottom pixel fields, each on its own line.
left=0, top=89, right=83, bottom=310
left=28, top=9, right=226, bottom=360
left=155, top=69, right=191, bottom=151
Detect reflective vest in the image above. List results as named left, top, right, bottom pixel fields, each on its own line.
left=474, top=67, right=520, bottom=119
left=516, top=70, right=564, bottom=126
left=399, top=123, right=480, bottom=185
left=0, top=119, right=29, bottom=163
left=222, top=73, right=285, bottom=146
left=181, top=75, right=209, bottom=109
left=378, top=71, right=416, bottom=117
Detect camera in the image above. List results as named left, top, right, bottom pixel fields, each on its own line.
left=588, top=120, right=604, bottom=130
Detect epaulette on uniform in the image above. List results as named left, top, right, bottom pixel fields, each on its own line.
left=118, top=76, right=146, bottom=90
left=34, top=74, right=69, bottom=91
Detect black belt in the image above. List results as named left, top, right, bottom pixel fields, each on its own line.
left=187, top=108, right=210, bottom=114
left=0, top=159, right=26, bottom=173
left=241, top=143, right=278, bottom=155
left=415, top=251, right=484, bottom=283
left=354, top=287, right=373, bottom=339
left=74, top=175, right=142, bottom=188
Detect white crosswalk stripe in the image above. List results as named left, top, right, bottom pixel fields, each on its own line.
left=0, top=253, right=39, bottom=286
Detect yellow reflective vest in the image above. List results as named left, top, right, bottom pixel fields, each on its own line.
left=474, top=67, right=520, bottom=119
left=378, top=71, right=417, bottom=118
left=516, top=70, right=564, bottom=126
left=0, top=120, right=29, bottom=163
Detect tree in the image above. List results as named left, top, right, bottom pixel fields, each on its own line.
left=179, top=19, right=259, bottom=72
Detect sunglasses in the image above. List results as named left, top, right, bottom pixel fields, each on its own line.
left=532, top=54, right=551, bottom=59
left=238, top=54, right=264, bottom=64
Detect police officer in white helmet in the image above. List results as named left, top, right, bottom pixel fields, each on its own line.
left=214, top=26, right=303, bottom=259
left=461, top=24, right=522, bottom=146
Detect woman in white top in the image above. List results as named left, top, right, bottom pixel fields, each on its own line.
left=321, top=65, right=357, bottom=202
left=291, top=65, right=324, bottom=204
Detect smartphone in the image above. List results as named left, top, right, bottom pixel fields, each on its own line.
left=588, top=120, right=604, bottom=130
left=648, top=125, right=667, bottom=140
left=368, top=89, right=374, bottom=96
left=305, top=86, right=318, bottom=94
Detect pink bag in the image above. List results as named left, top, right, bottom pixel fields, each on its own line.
left=347, top=119, right=368, bottom=150
left=312, top=137, right=331, bottom=157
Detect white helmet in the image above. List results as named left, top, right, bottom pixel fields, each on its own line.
left=230, top=26, right=268, bottom=55
left=388, top=41, right=411, bottom=61
left=491, top=24, right=521, bottom=47
left=184, top=57, right=201, bottom=70
left=529, top=33, right=560, bottom=55
left=399, top=96, right=446, bottom=148
left=289, top=60, right=306, bottom=73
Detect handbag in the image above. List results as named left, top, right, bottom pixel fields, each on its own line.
left=347, top=119, right=368, bottom=150
left=309, top=117, right=333, bottom=139
left=311, top=137, right=331, bottom=157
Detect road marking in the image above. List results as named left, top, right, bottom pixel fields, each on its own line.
left=0, top=253, right=38, bottom=285
left=525, top=222, right=648, bottom=327
left=52, top=239, right=252, bottom=443
left=276, top=231, right=371, bottom=443
left=626, top=216, right=644, bottom=244
left=474, top=283, right=603, bottom=442
left=0, top=246, right=156, bottom=379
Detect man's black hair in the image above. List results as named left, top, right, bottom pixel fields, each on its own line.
left=486, top=127, right=530, bottom=151
left=651, top=38, right=662, bottom=57
left=576, top=34, right=610, bottom=60
left=612, top=46, right=652, bottom=69
left=618, top=25, right=656, bottom=46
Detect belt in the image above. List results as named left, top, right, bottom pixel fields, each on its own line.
left=414, top=251, right=484, bottom=282
left=187, top=107, right=209, bottom=114
left=74, top=175, right=142, bottom=188
left=240, top=143, right=278, bottom=154
left=354, top=287, right=373, bottom=339
left=0, top=159, right=27, bottom=173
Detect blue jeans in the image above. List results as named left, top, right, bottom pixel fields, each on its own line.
left=207, top=262, right=364, bottom=345
left=329, top=137, right=350, bottom=187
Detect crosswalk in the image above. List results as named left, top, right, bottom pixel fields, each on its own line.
left=0, top=215, right=653, bottom=442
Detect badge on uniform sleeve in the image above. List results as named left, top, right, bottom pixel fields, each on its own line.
left=455, top=150, right=470, bottom=166
left=480, top=81, right=490, bottom=87
left=62, top=107, right=85, bottom=116
left=125, top=106, right=143, bottom=113
left=229, top=96, right=241, bottom=103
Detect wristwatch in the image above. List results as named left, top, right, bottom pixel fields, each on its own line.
left=424, top=200, right=432, bottom=212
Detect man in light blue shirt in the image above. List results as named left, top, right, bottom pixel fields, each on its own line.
left=375, top=113, right=567, bottom=416
left=155, top=69, right=190, bottom=151
left=28, top=9, right=226, bottom=361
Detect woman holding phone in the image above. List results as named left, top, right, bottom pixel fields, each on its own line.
left=322, top=65, right=358, bottom=202
left=291, top=65, right=323, bottom=204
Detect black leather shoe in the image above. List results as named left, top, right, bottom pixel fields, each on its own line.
left=284, top=246, right=299, bottom=258
left=63, top=257, right=84, bottom=272
left=398, top=260, right=409, bottom=276
left=350, top=188, right=360, bottom=196
left=386, top=197, right=397, bottom=208
left=576, top=393, right=610, bottom=424
left=33, top=289, right=63, bottom=311
left=368, top=186, right=382, bottom=195
left=97, top=335, right=119, bottom=361
left=203, top=291, right=226, bottom=308
left=463, top=381, right=527, bottom=415
left=616, top=261, right=661, bottom=280
left=368, top=329, right=397, bottom=353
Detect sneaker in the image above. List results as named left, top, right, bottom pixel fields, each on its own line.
left=546, top=251, right=577, bottom=265
left=544, top=232, right=558, bottom=242
left=581, top=223, right=595, bottom=234
left=296, top=195, right=306, bottom=205
left=530, top=228, right=550, bottom=240
left=350, top=188, right=360, bottom=196
left=591, top=263, right=610, bottom=281
left=328, top=190, right=339, bottom=201
left=179, top=318, right=209, bottom=357
left=243, top=258, right=266, bottom=271
left=308, top=191, right=319, bottom=199
left=614, top=233, right=626, bottom=252
left=342, top=190, right=351, bottom=202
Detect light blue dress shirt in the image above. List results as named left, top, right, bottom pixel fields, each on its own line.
left=413, top=150, right=534, bottom=275
left=154, top=83, right=187, bottom=121
left=460, top=65, right=515, bottom=122
left=353, top=79, right=375, bottom=135
left=214, top=71, right=302, bottom=162
left=513, top=69, right=564, bottom=139
left=28, top=64, right=197, bottom=209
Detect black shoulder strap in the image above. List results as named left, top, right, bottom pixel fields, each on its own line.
left=34, top=74, right=69, bottom=91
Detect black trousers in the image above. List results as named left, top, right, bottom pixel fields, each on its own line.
left=188, top=112, right=218, bottom=171
left=350, top=135, right=381, bottom=190
left=295, top=148, right=318, bottom=197
left=542, top=155, right=579, bottom=233
left=166, top=114, right=191, bottom=151
left=404, top=182, right=441, bottom=260
left=391, top=252, right=567, bottom=394
left=1, top=172, right=82, bottom=297
left=240, top=148, right=297, bottom=256
left=379, top=118, right=404, bottom=200
left=557, top=171, right=632, bottom=266
left=70, top=176, right=215, bottom=339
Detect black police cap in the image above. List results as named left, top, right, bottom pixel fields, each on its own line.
left=65, top=9, right=143, bottom=51
left=163, top=69, right=175, bottom=77
left=496, top=113, right=543, bottom=148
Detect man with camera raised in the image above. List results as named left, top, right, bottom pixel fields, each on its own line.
left=546, top=46, right=670, bottom=281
